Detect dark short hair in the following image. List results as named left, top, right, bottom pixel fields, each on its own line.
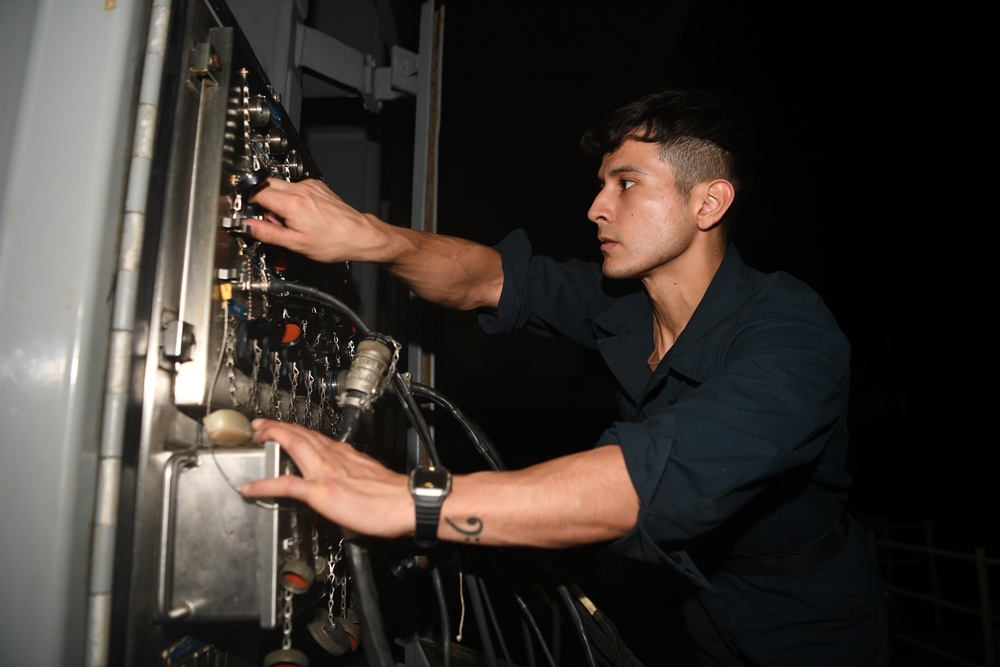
left=581, top=89, right=754, bottom=228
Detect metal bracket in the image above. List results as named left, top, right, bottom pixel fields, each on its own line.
left=294, top=24, right=417, bottom=112
left=188, top=41, right=222, bottom=88
left=162, top=319, right=195, bottom=363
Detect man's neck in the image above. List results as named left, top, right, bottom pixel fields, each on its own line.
left=643, top=247, right=725, bottom=360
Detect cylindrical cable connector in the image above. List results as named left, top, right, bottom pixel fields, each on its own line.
left=336, top=332, right=396, bottom=413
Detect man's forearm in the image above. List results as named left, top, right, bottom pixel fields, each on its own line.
left=246, top=178, right=503, bottom=310
left=440, top=445, right=639, bottom=548
left=378, top=223, right=504, bottom=311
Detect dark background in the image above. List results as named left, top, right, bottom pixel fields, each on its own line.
left=424, top=2, right=987, bottom=545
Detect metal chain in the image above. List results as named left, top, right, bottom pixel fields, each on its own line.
left=310, top=518, right=320, bottom=571
left=328, top=318, right=339, bottom=359
left=319, top=354, right=333, bottom=432
left=240, top=69, right=262, bottom=173
left=288, top=361, right=299, bottom=424
left=376, top=336, right=402, bottom=398
left=281, top=457, right=299, bottom=653
left=287, top=467, right=300, bottom=561
left=255, top=249, right=270, bottom=315
left=250, top=340, right=262, bottom=415
left=241, top=68, right=251, bottom=168
left=340, top=568, right=349, bottom=617
left=270, top=352, right=282, bottom=420
left=326, top=538, right=343, bottom=625
left=281, top=588, right=293, bottom=651
left=224, top=309, right=238, bottom=407
left=304, top=370, right=314, bottom=428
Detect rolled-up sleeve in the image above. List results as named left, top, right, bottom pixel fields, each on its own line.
left=478, top=228, right=618, bottom=345
left=477, top=229, right=533, bottom=335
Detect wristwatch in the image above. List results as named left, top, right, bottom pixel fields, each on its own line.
left=408, top=465, right=452, bottom=550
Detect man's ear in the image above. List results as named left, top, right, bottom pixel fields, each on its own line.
left=695, top=179, right=735, bottom=231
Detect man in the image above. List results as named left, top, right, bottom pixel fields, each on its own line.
left=240, top=89, right=889, bottom=665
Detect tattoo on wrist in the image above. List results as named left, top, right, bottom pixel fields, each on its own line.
left=446, top=516, right=483, bottom=542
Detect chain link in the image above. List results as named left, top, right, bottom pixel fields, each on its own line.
left=377, top=336, right=403, bottom=399
left=311, top=520, right=320, bottom=566
left=304, top=370, right=314, bottom=428
left=241, top=68, right=251, bottom=167
left=224, top=309, right=238, bottom=407
left=250, top=340, right=262, bottom=415
left=288, top=361, right=299, bottom=424
left=286, top=486, right=302, bottom=566
left=280, top=458, right=297, bottom=650
left=319, top=354, right=333, bottom=432
left=326, top=538, right=343, bottom=625
left=270, top=352, right=282, bottom=420
left=281, top=588, right=293, bottom=651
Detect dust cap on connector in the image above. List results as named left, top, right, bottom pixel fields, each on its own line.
left=202, top=408, right=253, bottom=446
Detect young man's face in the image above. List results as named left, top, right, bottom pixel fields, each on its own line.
left=588, top=139, right=702, bottom=280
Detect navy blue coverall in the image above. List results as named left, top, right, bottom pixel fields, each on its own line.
left=479, top=229, right=889, bottom=665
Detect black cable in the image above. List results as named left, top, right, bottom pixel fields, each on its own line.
left=343, top=540, right=396, bottom=667
left=536, top=551, right=598, bottom=667
left=264, top=279, right=370, bottom=334
left=430, top=564, right=452, bottom=667
left=477, top=576, right=513, bottom=667
left=513, top=591, right=555, bottom=667
left=409, top=382, right=507, bottom=472
left=550, top=597, right=562, bottom=664
left=391, top=372, right=441, bottom=467
left=339, top=402, right=398, bottom=667
left=519, top=614, right=539, bottom=667
left=465, top=574, right=499, bottom=667
left=335, top=406, right=363, bottom=445
left=556, top=584, right=598, bottom=667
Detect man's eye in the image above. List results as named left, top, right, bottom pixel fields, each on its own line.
left=620, top=179, right=635, bottom=190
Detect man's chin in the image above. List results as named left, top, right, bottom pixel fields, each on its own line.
left=601, top=262, right=632, bottom=280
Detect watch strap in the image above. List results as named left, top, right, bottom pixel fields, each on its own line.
left=414, top=497, right=441, bottom=549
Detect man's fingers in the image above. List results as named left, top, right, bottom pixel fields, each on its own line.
left=250, top=418, right=340, bottom=479
left=243, top=217, right=289, bottom=247
left=248, top=178, right=306, bottom=218
left=240, top=421, right=326, bottom=501
left=262, top=176, right=294, bottom=190
left=240, top=473, right=309, bottom=501
left=252, top=418, right=309, bottom=445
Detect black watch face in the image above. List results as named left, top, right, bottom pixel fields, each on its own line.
left=410, top=466, right=450, bottom=492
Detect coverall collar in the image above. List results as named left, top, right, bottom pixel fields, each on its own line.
left=593, top=243, right=753, bottom=404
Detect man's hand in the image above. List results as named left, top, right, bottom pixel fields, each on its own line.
left=240, top=419, right=412, bottom=540
left=246, top=178, right=389, bottom=265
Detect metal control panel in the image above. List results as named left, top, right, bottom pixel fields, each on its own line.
left=157, top=1, right=358, bottom=420
left=120, top=1, right=369, bottom=664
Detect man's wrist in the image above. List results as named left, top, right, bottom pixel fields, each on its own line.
left=408, top=465, right=451, bottom=550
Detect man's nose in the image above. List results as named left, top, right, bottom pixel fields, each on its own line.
left=588, top=191, right=609, bottom=224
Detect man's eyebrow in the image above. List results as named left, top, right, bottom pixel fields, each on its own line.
left=609, top=164, right=646, bottom=177
left=597, top=163, right=646, bottom=185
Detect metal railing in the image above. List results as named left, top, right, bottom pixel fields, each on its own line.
left=862, top=516, right=999, bottom=666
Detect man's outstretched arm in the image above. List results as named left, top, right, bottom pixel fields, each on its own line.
left=240, top=419, right=640, bottom=548
left=247, top=178, right=503, bottom=311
